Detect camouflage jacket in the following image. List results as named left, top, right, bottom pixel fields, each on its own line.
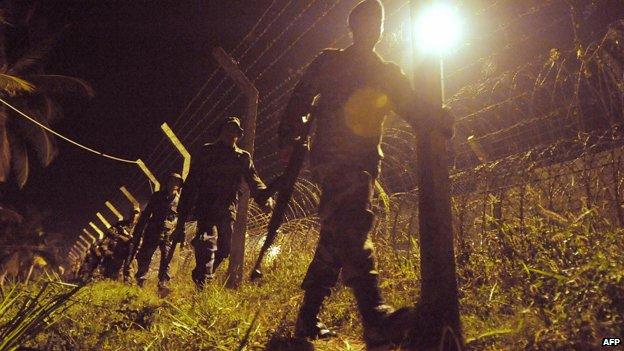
left=109, top=219, right=134, bottom=243
left=178, top=141, right=267, bottom=222
left=132, top=190, right=180, bottom=245
left=278, top=46, right=433, bottom=169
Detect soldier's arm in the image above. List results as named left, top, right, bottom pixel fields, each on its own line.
left=278, top=50, right=333, bottom=149
left=130, top=193, right=156, bottom=245
left=176, top=159, right=199, bottom=226
left=242, top=152, right=268, bottom=205
left=386, top=63, right=453, bottom=136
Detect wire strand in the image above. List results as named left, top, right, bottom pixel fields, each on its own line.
left=0, top=97, right=138, bottom=164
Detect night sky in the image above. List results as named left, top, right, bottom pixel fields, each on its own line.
left=6, top=1, right=274, bottom=235
left=3, top=0, right=622, bottom=241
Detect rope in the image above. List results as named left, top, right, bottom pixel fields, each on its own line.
left=0, top=97, right=138, bottom=164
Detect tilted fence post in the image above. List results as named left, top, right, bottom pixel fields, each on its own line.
left=213, top=47, right=259, bottom=288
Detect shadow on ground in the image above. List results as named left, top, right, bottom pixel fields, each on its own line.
left=265, top=335, right=315, bottom=351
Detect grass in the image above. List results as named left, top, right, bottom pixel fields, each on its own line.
left=5, top=201, right=624, bottom=350
left=0, top=280, right=82, bottom=351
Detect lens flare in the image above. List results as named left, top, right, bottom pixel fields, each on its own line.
left=414, top=2, right=462, bottom=55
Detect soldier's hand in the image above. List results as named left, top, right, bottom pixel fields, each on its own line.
left=179, top=239, right=186, bottom=249
left=437, top=106, right=455, bottom=139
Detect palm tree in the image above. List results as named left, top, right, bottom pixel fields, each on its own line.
left=0, top=3, right=94, bottom=188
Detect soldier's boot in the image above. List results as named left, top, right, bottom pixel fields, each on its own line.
left=212, top=255, right=225, bottom=273
left=137, top=278, right=146, bottom=288
left=351, top=277, right=396, bottom=350
left=294, top=290, right=336, bottom=340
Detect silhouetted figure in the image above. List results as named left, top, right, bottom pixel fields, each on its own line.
left=175, top=117, right=273, bottom=289
left=128, top=173, right=182, bottom=296
left=278, top=0, right=449, bottom=348
left=103, top=209, right=139, bottom=281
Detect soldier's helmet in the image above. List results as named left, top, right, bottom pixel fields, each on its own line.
left=169, top=172, right=183, bottom=184
left=219, top=116, right=244, bottom=136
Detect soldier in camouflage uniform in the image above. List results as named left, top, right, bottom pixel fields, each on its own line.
left=103, top=210, right=139, bottom=281
left=76, top=237, right=107, bottom=283
left=278, top=0, right=451, bottom=348
left=128, top=173, right=183, bottom=294
left=175, top=117, right=274, bottom=289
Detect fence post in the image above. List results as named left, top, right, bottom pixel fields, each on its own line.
left=89, top=222, right=105, bottom=240
left=120, top=186, right=141, bottom=211
left=161, top=122, right=192, bottom=180
left=106, top=201, right=124, bottom=221
left=97, top=212, right=112, bottom=229
left=213, top=47, right=259, bottom=288
left=137, top=159, right=160, bottom=192
left=83, top=228, right=97, bottom=244
left=410, top=1, right=463, bottom=348
left=76, top=240, right=88, bottom=253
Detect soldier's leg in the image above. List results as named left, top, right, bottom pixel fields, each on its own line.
left=134, top=242, right=158, bottom=287
left=191, top=221, right=218, bottom=288
left=294, top=172, right=346, bottom=339
left=329, top=169, right=394, bottom=347
left=157, top=238, right=173, bottom=285
left=101, top=254, right=115, bottom=279
left=295, top=225, right=341, bottom=339
left=213, top=218, right=233, bottom=272
left=115, top=242, right=131, bottom=281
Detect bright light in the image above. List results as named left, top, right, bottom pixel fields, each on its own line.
left=414, top=3, right=462, bottom=55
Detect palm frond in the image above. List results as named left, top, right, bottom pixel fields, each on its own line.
left=26, top=124, right=56, bottom=168
left=0, top=74, right=35, bottom=96
left=8, top=130, right=28, bottom=188
left=10, top=101, right=59, bottom=168
left=10, top=95, right=61, bottom=124
left=7, top=29, right=60, bottom=76
left=0, top=9, right=8, bottom=25
left=25, top=74, right=94, bottom=98
left=0, top=205, right=22, bottom=223
left=0, top=114, right=10, bottom=183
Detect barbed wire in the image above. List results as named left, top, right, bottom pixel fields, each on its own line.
left=70, top=1, right=624, bottom=255
left=0, top=98, right=138, bottom=164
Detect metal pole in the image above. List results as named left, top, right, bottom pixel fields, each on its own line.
left=106, top=201, right=124, bottom=221
left=89, top=222, right=105, bottom=240
left=97, top=212, right=112, bottom=229
left=213, top=47, right=259, bottom=288
left=120, top=186, right=141, bottom=211
left=161, top=122, right=192, bottom=180
left=83, top=228, right=97, bottom=243
left=137, top=159, right=160, bottom=192
left=411, top=1, right=463, bottom=349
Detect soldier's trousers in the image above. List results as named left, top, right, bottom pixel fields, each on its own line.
left=191, top=217, right=233, bottom=287
left=104, top=241, right=131, bottom=280
left=135, top=238, right=173, bottom=284
left=302, top=164, right=379, bottom=298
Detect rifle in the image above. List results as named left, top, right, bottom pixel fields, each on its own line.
left=250, top=96, right=319, bottom=281
left=165, top=221, right=187, bottom=266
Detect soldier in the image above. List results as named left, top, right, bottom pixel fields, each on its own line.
left=75, top=237, right=107, bottom=283
left=128, top=173, right=183, bottom=295
left=174, top=116, right=274, bottom=289
left=103, top=209, right=139, bottom=281
left=277, top=0, right=452, bottom=348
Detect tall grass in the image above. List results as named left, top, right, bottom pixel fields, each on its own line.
left=0, top=281, right=81, bottom=351
left=16, top=198, right=622, bottom=350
